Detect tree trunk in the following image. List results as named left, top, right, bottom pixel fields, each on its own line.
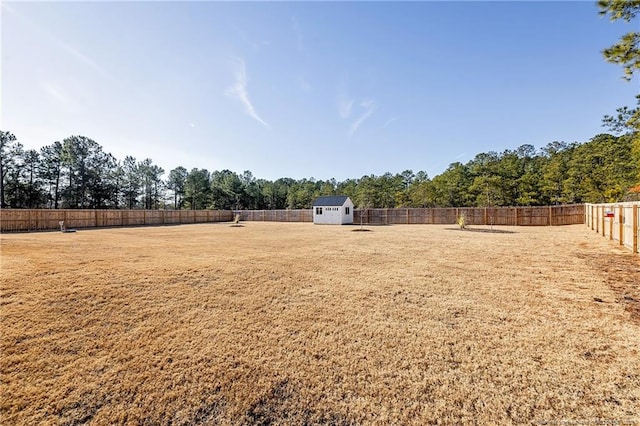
left=54, top=169, right=60, bottom=209
left=0, top=160, right=4, bottom=208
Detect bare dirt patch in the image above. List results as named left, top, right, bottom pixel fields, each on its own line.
left=1, top=223, right=639, bottom=424
left=576, top=245, right=640, bottom=323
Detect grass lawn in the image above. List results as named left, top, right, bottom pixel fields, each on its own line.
left=1, top=223, right=639, bottom=424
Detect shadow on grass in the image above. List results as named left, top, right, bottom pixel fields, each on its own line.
left=444, top=227, right=517, bottom=234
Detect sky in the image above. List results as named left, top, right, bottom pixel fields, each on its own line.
left=1, top=1, right=638, bottom=182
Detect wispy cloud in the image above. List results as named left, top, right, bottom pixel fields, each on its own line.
left=3, top=3, right=110, bottom=79
left=338, top=98, right=354, bottom=119
left=58, top=40, right=109, bottom=78
left=232, top=25, right=270, bottom=51
left=40, top=81, right=79, bottom=111
left=349, top=99, right=376, bottom=135
left=189, top=123, right=196, bottom=128
left=383, top=117, right=398, bottom=128
left=225, top=58, right=269, bottom=127
left=41, top=82, right=69, bottom=105
left=455, top=152, right=466, bottom=160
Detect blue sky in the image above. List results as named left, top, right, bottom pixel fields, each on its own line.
left=1, top=1, right=637, bottom=181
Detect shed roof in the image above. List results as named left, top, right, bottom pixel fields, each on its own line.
left=313, top=196, right=350, bottom=207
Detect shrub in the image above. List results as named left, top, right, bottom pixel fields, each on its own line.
left=457, top=214, right=466, bottom=230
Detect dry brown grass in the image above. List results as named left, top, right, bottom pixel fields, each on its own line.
left=1, top=223, right=639, bottom=425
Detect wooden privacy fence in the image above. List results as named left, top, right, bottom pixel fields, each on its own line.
left=239, top=205, right=584, bottom=226
left=238, top=209, right=314, bottom=222
left=585, top=202, right=640, bottom=254
left=353, top=205, right=584, bottom=226
left=1, top=205, right=585, bottom=233
left=0, top=209, right=234, bottom=232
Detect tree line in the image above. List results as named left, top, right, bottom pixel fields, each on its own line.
left=1, top=130, right=638, bottom=211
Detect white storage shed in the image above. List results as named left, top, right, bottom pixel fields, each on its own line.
left=312, top=196, right=354, bottom=225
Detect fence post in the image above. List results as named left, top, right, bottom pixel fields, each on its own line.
left=584, top=204, right=589, bottom=228
left=601, top=206, right=605, bottom=237
left=484, top=208, right=487, bottom=226
left=619, top=205, right=624, bottom=246
left=609, top=209, right=613, bottom=240
left=584, top=204, right=587, bottom=227
left=634, top=204, right=638, bottom=254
